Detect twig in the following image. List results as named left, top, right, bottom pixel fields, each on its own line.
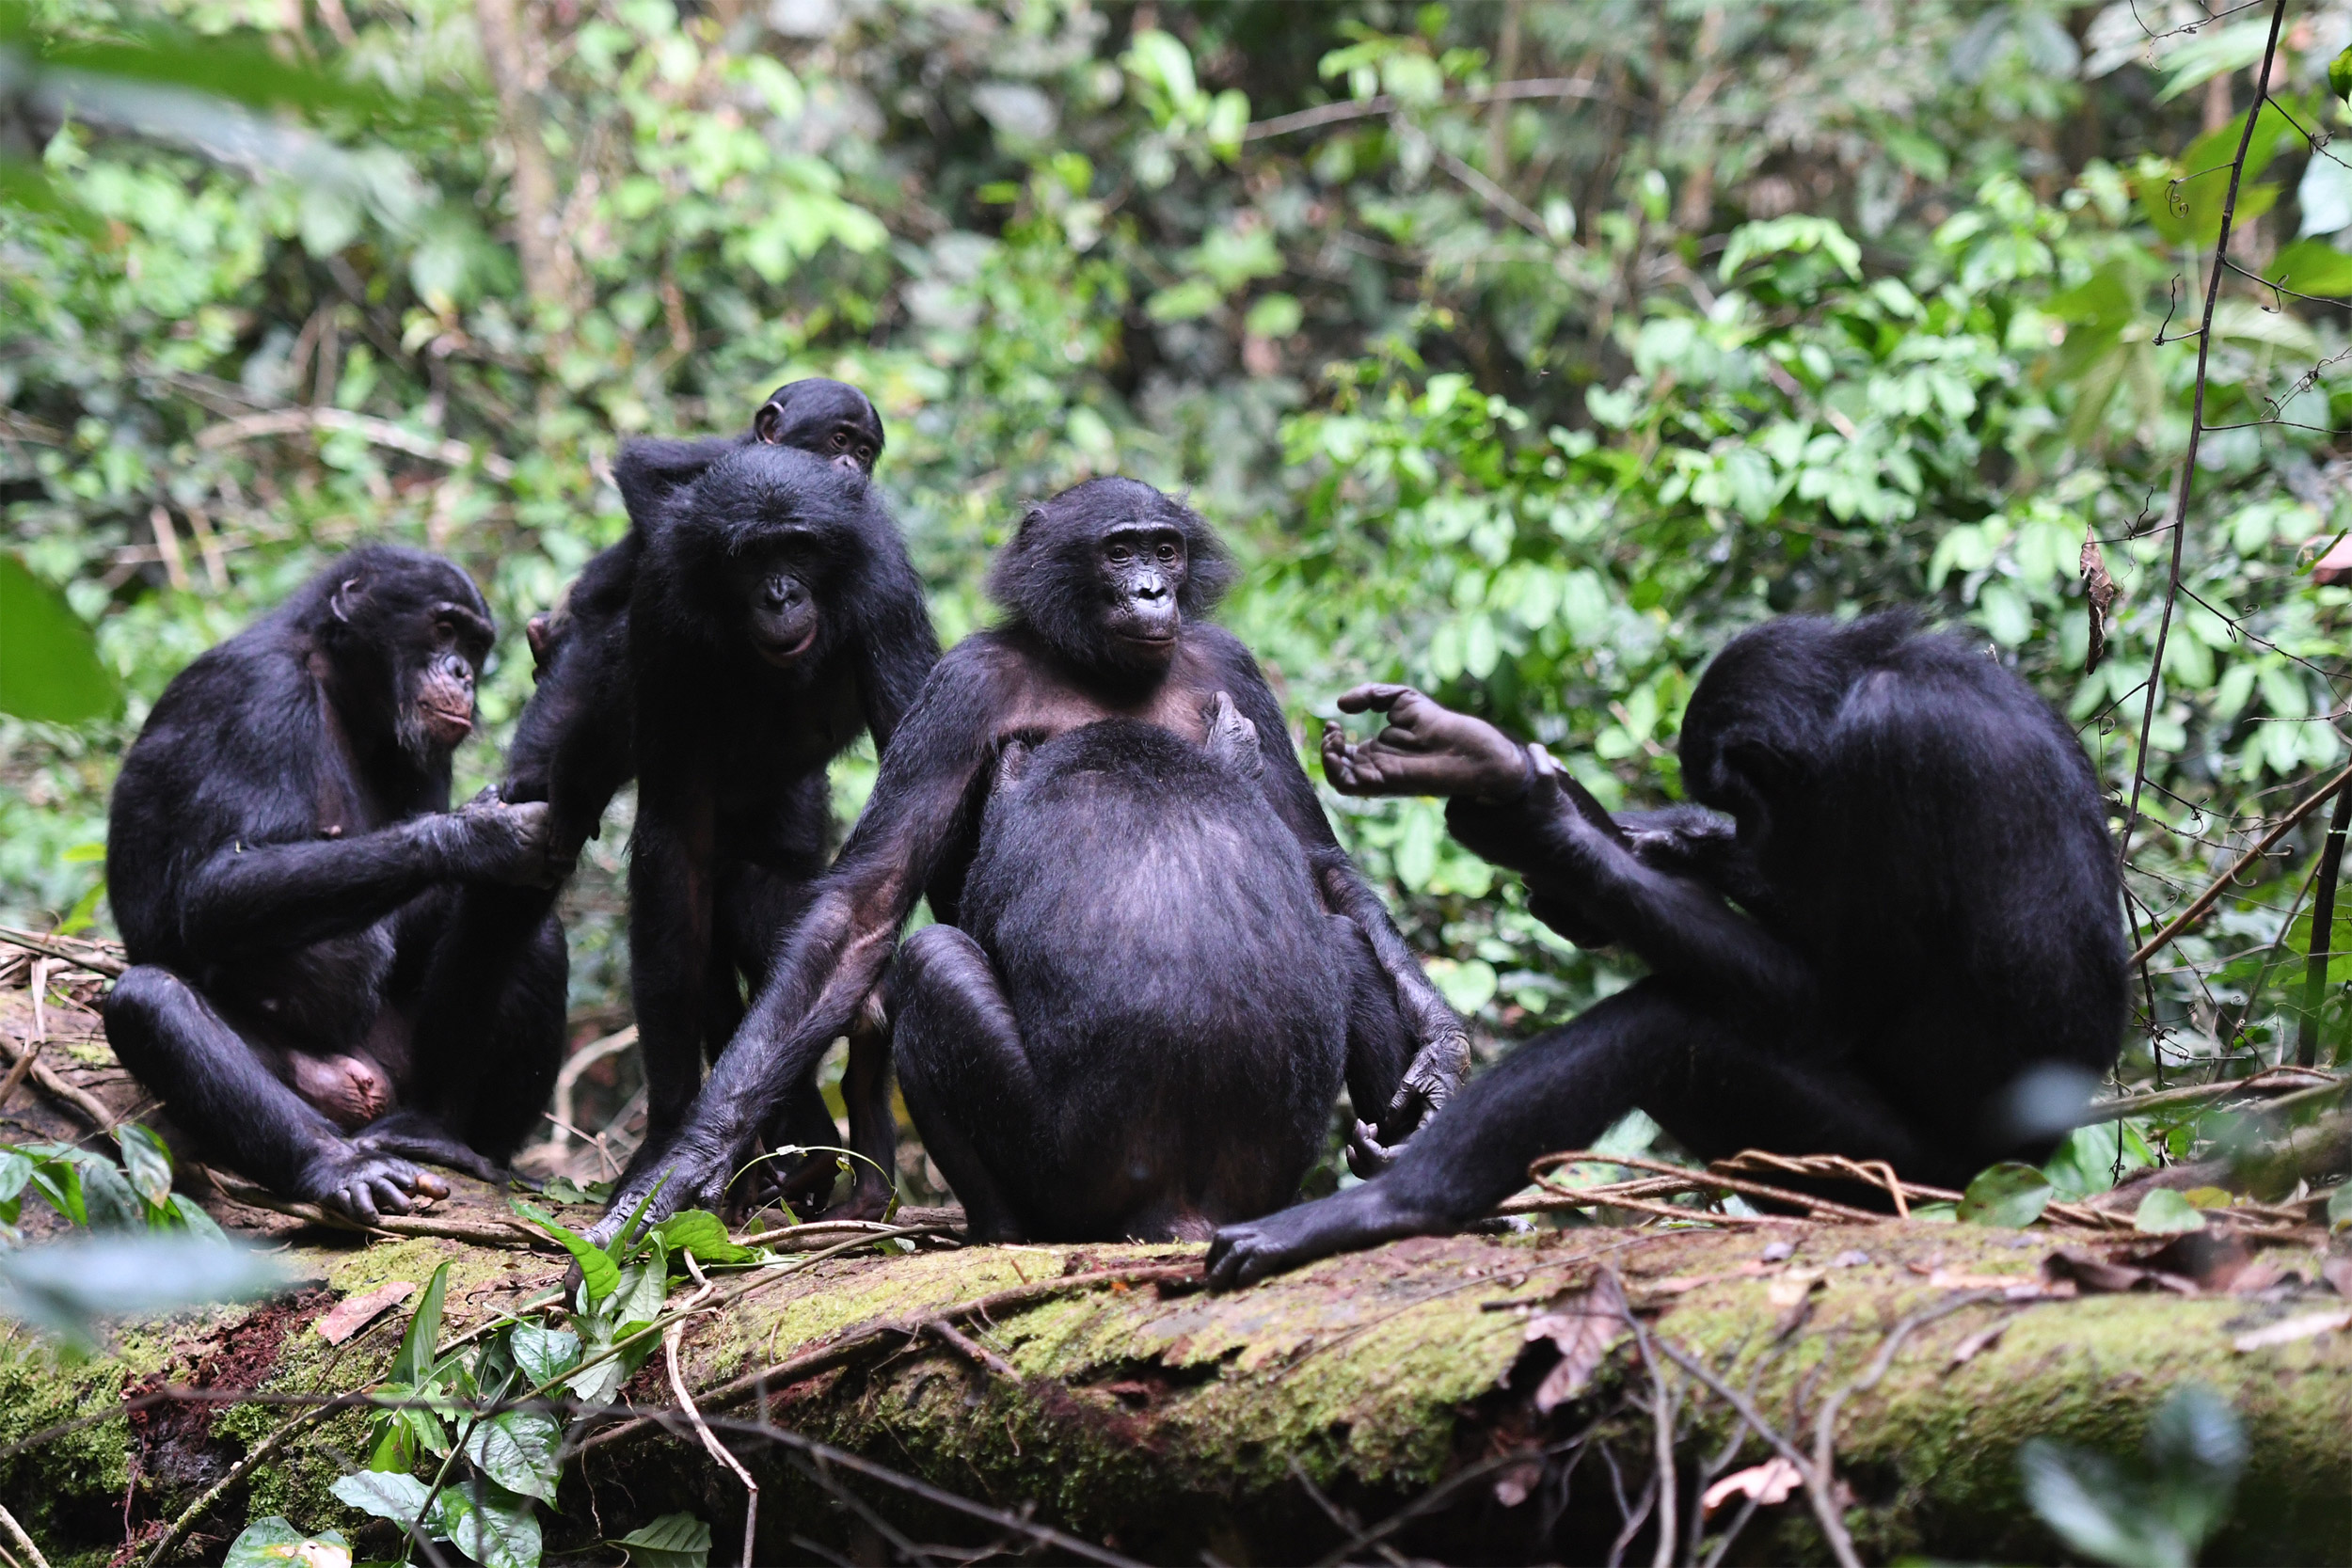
left=2118, top=0, right=2290, bottom=875
left=548, top=1025, right=636, bottom=1153
left=204, top=1174, right=553, bottom=1248
left=0, top=1035, right=116, bottom=1130
left=192, top=407, right=516, bottom=481
left=0, top=929, right=127, bottom=977
left=1531, top=1150, right=1889, bottom=1225
left=1620, top=1293, right=1677, bottom=1568
left=0, top=1040, right=41, bottom=1114
left=923, top=1318, right=1020, bottom=1380
left=666, top=1258, right=758, bottom=1568
left=1808, top=1291, right=2002, bottom=1550
left=2131, top=762, right=2352, bottom=965
left=2083, top=1065, right=2339, bottom=1122
left=1245, top=76, right=1610, bottom=140
left=0, top=1505, right=48, bottom=1568
left=573, top=1262, right=1200, bottom=1456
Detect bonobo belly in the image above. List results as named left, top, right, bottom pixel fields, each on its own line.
left=208, top=919, right=412, bottom=1130
left=961, top=723, right=1351, bottom=1234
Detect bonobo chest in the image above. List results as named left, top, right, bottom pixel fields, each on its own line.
left=707, top=666, right=864, bottom=816
left=993, top=643, right=1225, bottom=752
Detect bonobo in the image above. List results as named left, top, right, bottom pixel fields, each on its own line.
left=1207, top=613, right=2128, bottom=1286
left=104, top=546, right=563, bottom=1221
left=585, top=477, right=1471, bottom=1244
left=609, top=441, right=935, bottom=1217
left=507, top=377, right=887, bottom=864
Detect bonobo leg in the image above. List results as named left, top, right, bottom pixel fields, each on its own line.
left=888, top=926, right=1036, bottom=1242
left=104, top=966, right=446, bottom=1222
left=1207, top=978, right=1948, bottom=1288
left=1329, top=915, right=1416, bottom=1176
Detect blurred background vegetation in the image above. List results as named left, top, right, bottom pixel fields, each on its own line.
left=8, top=0, right=2352, bottom=1184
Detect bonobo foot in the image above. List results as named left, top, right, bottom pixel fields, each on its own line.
left=1204, top=1183, right=1440, bottom=1290
left=355, top=1110, right=515, bottom=1187
left=295, top=1143, right=450, bottom=1225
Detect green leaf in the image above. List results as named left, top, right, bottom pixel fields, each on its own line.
left=224, top=1516, right=352, bottom=1567
left=2327, top=1183, right=2352, bottom=1232
left=435, top=1479, right=542, bottom=1568
left=506, top=1323, right=582, bottom=1387
left=328, top=1469, right=437, bottom=1532
left=390, top=1263, right=452, bottom=1387
left=514, top=1202, right=620, bottom=1304
left=167, top=1193, right=229, bottom=1243
left=2329, top=44, right=2352, bottom=104
left=2265, top=238, right=2352, bottom=298
left=463, top=1409, right=564, bottom=1501
left=114, top=1124, right=176, bottom=1212
left=71, top=1155, right=145, bottom=1230
left=0, top=554, right=119, bottom=724
left=2134, top=1188, right=2209, bottom=1235
left=614, top=1513, right=712, bottom=1568
left=650, top=1210, right=759, bottom=1266
left=1958, top=1162, right=2056, bottom=1227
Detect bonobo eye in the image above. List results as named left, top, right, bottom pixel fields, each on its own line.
left=831, top=430, right=850, bottom=449
left=1106, top=545, right=1132, bottom=565
left=1155, top=542, right=1179, bottom=564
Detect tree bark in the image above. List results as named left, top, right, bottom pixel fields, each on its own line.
left=473, top=0, right=571, bottom=313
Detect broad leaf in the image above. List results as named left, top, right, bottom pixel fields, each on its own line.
left=2133, top=1188, right=2208, bottom=1235
left=390, top=1263, right=451, bottom=1388
left=224, top=1516, right=352, bottom=1568
left=651, top=1209, right=760, bottom=1266
left=515, top=1201, right=620, bottom=1305
left=614, top=1513, right=712, bottom=1568
left=115, top=1123, right=176, bottom=1211
left=507, top=1323, right=582, bottom=1388
left=436, top=1479, right=543, bottom=1568
left=0, top=553, right=119, bottom=724
left=328, top=1469, right=437, bottom=1533
left=1958, top=1162, right=2055, bottom=1227
left=462, top=1409, right=564, bottom=1501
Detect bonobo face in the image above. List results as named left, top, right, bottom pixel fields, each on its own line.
left=1099, top=524, right=1186, bottom=661
left=735, top=546, right=824, bottom=670
left=754, top=378, right=883, bottom=476
left=411, top=600, right=494, bottom=748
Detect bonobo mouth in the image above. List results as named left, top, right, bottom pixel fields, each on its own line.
left=756, top=627, right=818, bottom=667
left=1114, top=628, right=1179, bottom=648
left=420, top=704, right=473, bottom=744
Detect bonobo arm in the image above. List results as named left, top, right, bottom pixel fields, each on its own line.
left=1449, top=770, right=1812, bottom=1020
left=175, top=794, right=548, bottom=962
left=1204, top=636, right=1471, bottom=1158
left=586, top=653, right=1000, bottom=1241
left=504, top=537, right=640, bottom=864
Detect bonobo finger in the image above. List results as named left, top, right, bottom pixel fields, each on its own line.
left=370, top=1177, right=413, bottom=1216
left=1334, top=684, right=1416, bottom=714
left=413, top=1169, right=450, bottom=1201
left=1345, top=1119, right=1397, bottom=1179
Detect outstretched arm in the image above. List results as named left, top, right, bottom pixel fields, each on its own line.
left=585, top=656, right=999, bottom=1242
left=1210, top=645, right=1470, bottom=1160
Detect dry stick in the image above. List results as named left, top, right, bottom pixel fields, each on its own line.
left=546, top=1024, right=637, bottom=1155
left=2084, top=1064, right=2338, bottom=1122
left=1808, top=1291, right=2002, bottom=1537
left=0, top=928, right=128, bottom=975
left=0, top=1505, right=49, bottom=1568
left=0, top=1035, right=115, bottom=1131
left=205, top=1175, right=555, bottom=1249
left=665, top=1259, right=758, bottom=1568
left=574, top=1261, right=1200, bottom=1457
left=0, top=1039, right=41, bottom=1113
left=2129, top=762, right=2352, bottom=966
left=2117, top=0, right=2291, bottom=883
left=2296, top=783, right=2352, bottom=1067
left=1532, top=1150, right=1888, bottom=1225
left=1245, top=76, right=1609, bottom=141
left=1629, top=1315, right=1677, bottom=1568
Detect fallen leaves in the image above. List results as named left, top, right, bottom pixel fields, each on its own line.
left=1702, top=1457, right=1804, bottom=1514
left=315, top=1280, right=417, bottom=1346
left=2231, top=1308, right=2352, bottom=1353
left=1520, top=1273, right=1632, bottom=1414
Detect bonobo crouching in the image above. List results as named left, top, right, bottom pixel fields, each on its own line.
left=1208, top=612, right=2128, bottom=1287
left=586, top=478, right=1468, bottom=1244
left=104, top=546, right=564, bottom=1221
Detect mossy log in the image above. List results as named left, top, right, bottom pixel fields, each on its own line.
left=6, top=1207, right=2352, bottom=1566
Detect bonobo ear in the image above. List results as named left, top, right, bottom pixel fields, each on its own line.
left=329, top=576, right=365, bottom=624
left=753, top=403, right=786, bottom=445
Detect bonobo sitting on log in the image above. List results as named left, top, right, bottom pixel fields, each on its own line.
left=585, top=478, right=1471, bottom=1244
left=1208, top=612, right=2127, bottom=1287
left=105, top=546, right=563, bottom=1221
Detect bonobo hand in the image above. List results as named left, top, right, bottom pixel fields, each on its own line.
left=295, top=1142, right=449, bottom=1225
left=1346, top=1028, right=1470, bottom=1176
left=445, top=788, right=557, bottom=886
left=583, top=1134, right=732, bottom=1247
left=1321, top=687, right=1533, bottom=801
left=1205, top=1183, right=1427, bottom=1291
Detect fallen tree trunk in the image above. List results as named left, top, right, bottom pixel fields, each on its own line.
left=5, top=1209, right=2351, bottom=1565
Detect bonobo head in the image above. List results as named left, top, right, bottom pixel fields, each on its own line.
left=310, top=545, right=495, bottom=761
left=1677, top=611, right=1916, bottom=838
left=754, top=377, right=884, bottom=475
left=628, top=440, right=886, bottom=679
left=985, top=477, right=1234, bottom=678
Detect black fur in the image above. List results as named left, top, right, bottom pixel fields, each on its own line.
left=587, top=479, right=1462, bottom=1245
left=614, top=441, right=937, bottom=1212
left=103, top=546, right=564, bottom=1221
left=1208, top=612, right=2131, bottom=1286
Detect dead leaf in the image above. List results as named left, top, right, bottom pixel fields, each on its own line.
left=2323, top=1256, right=2352, bottom=1301
left=2226, top=1260, right=2289, bottom=1296
left=1520, top=1275, right=1631, bottom=1414
left=1766, top=1270, right=1823, bottom=1308
left=2082, top=534, right=2122, bottom=673
left=1947, top=1320, right=2008, bottom=1369
left=1701, top=1458, right=1804, bottom=1514
left=2232, top=1308, right=2352, bottom=1353
left=1493, top=1459, right=1543, bottom=1508
left=317, top=1280, right=417, bottom=1345
left=1645, top=1261, right=1771, bottom=1296
left=2042, top=1249, right=2197, bottom=1296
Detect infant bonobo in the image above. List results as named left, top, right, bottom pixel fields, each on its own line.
left=1207, top=612, right=2127, bottom=1287
left=105, top=546, right=563, bottom=1221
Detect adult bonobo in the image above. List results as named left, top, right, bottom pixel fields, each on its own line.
left=105, top=546, right=562, bottom=1221
left=585, top=477, right=1470, bottom=1245
left=506, top=377, right=887, bottom=865
left=611, top=441, right=935, bottom=1217
left=1207, top=612, right=2128, bottom=1286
